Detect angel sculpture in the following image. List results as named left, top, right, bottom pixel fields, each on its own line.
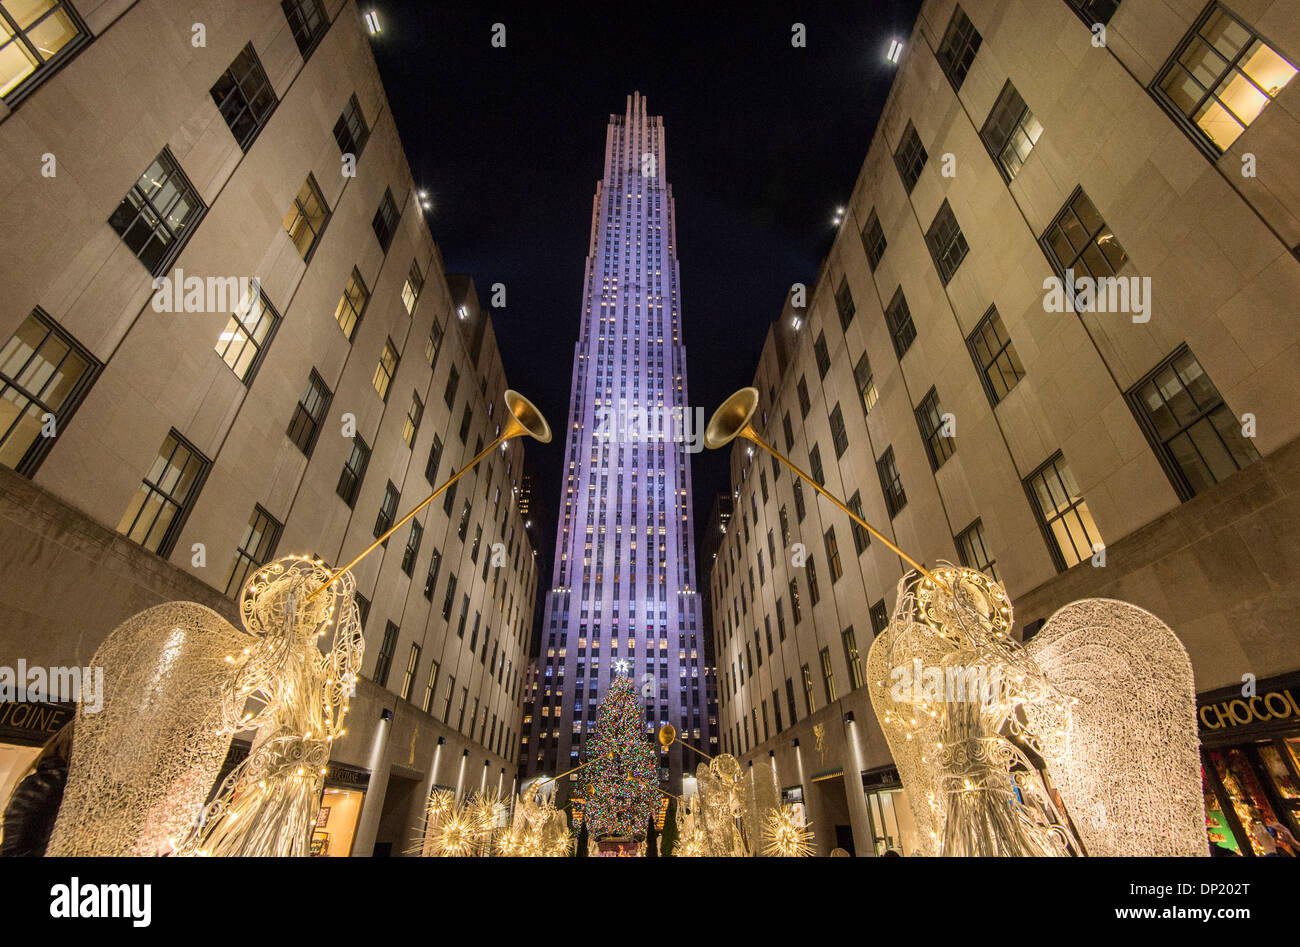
left=685, top=753, right=780, bottom=856
left=866, top=564, right=1204, bottom=857
left=175, top=555, right=363, bottom=857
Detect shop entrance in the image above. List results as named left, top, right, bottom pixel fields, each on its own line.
left=811, top=770, right=853, bottom=856
left=862, top=766, right=921, bottom=856
left=372, top=770, right=421, bottom=857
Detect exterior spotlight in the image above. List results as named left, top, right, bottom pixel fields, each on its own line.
left=364, top=10, right=381, bottom=35
left=791, top=738, right=800, bottom=748
left=380, top=707, right=393, bottom=721
left=843, top=711, right=855, bottom=724
left=437, top=736, right=445, bottom=745
left=791, top=316, right=803, bottom=331
left=886, top=38, right=903, bottom=64
left=769, top=750, right=775, bottom=758
left=463, top=749, right=470, bottom=758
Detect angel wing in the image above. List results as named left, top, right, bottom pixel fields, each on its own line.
left=1023, top=598, right=1205, bottom=856
left=46, top=602, right=249, bottom=856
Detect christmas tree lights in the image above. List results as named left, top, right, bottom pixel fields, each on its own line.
left=582, top=676, right=658, bottom=840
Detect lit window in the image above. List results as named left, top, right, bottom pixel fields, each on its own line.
left=955, top=518, right=999, bottom=582
left=225, top=506, right=281, bottom=596
left=334, top=268, right=369, bottom=340
left=0, top=0, right=89, bottom=102
left=967, top=307, right=1025, bottom=405
left=214, top=286, right=279, bottom=383
left=117, top=430, right=209, bottom=556
left=283, top=174, right=330, bottom=261
left=914, top=387, right=955, bottom=470
left=373, top=338, right=399, bottom=401
left=980, top=82, right=1043, bottom=182
left=1025, top=452, right=1102, bottom=570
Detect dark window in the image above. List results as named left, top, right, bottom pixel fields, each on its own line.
left=1126, top=345, right=1259, bottom=501
left=333, top=94, right=370, bottom=159
left=796, top=376, right=811, bottom=418
left=442, top=481, right=457, bottom=516
left=915, top=387, right=956, bottom=470
left=814, top=331, right=831, bottom=378
left=354, top=593, right=370, bottom=631
left=281, top=0, right=328, bottom=59
left=830, top=403, right=849, bottom=458
left=936, top=5, right=982, bottom=91
left=442, top=572, right=458, bottom=622
left=955, top=518, right=999, bottom=581
left=925, top=200, right=969, bottom=285
left=210, top=43, right=277, bottom=151
left=286, top=369, right=331, bottom=456
left=783, top=412, right=795, bottom=452
left=425, top=433, right=444, bottom=485
left=373, top=621, right=399, bottom=687
left=980, top=81, right=1043, bottom=182
left=283, top=174, right=330, bottom=261
left=458, top=403, right=472, bottom=443
left=0, top=0, right=90, bottom=105
left=334, top=268, right=369, bottom=340
left=1063, top=0, right=1122, bottom=29
left=215, top=287, right=279, bottom=385
left=793, top=477, right=806, bottom=523
left=423, top=547, right=442, bottom=600
left=772, top=689, right=784, bottom=733
left=869, top=600, right=890, bottom=637
left=785, top=677, right=798, bottom=724
left=336, top=435, right=370, bottom=508
left=109, top=149, right=205, bottom=276
left=893, top=122, right=928, bottom=194
left=375, top=480, right=400, bottom=540
left=807, top=556, right=820, bottom=606
left=444, top=365, right=460, bottom=409
left=967, top=306, right=1025, bottom=405
left=834, top=277, right=856, bottom=331
left=853, top=352, right=879, bottom=417
left=458, top=499, right=471, bottom=541
left=808, top=443, right=824, bottom=487
left=1024, top=452, right=1102, bottom=570
left=0, top=309, right=100, bottom=476
left=224, top=505, right=281, bottom=596
left=860, top=208, right=887, bottom=271
left=1040, top=188, right=1128, bottom=302
left=847, top=491, right=870, bottom=554
left=824, top=527, right=843, bottom=583
left=885, top=288, right=917, bottom=358
left=401, top=520, right=422, bottom=576
left=876, top=446, right=906, bottom=518
left=116, top=430, right=209, bottom=557
left=372, top=188, right=401, bottom=252
left=789, top=578, right=802, bottom=623
left=1153, top=3, right=1295, bottom=156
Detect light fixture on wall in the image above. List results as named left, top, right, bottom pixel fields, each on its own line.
left=364, top=10, right=381, bottom=35
left=886, top=38, right=903, bottom=64
left=380, top=708, right=393, bottom=722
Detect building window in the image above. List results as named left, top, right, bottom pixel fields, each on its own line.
left=373, top=620, right=399, bottom=687
left=955, top=518, right=999, bottom=581
left=117, top=430, right=209, bottom=557
left=1154, top=3, right=1295, bottom=155
left=442, top=572, right=458, bottom=622
left=286, top=368, right=331, bottom=457
left=893, top=121, right=928, bottom=194
left=915, top=387, right=955, bottom=470
left=834, top=277, right=855, bottom=331
left=423, top=547, right=442, bottom=600
left=782, top=412, right=795, bottom=452
left=0, top=0, right=89, bottom=103
left=336, top=435, right=370, bottom=508
left=401, top=520, right=422, bottom=576
left=401, top=393, right=423, bottom=448
left=1040, top=188, right=1128, bottom=301
left=847, top=491, right=870, bottom=554
left=425, top=322, right=444, bottom=368
left=214, top=286, right=279, bottom=384
left=1127, top=345, right=1259, bottom=500
left=334, top=268, right=369, bottom=341
left=877, top=446, right=906, bottom=518
left=0, top=309, right=100, bottom=476
left=936, top=5, right=982, bottom=91
left=789, top=579, right=802, bottom=624
left=402, top=261, right=424, bottom=315
left=372, top=188, right=401, bottom=252
left=809, top=444, right=824, bottom=487
left=422, top=658, right=440, bottom=713
left=400, top=643, right=420, bottom=702
left=967, top=306, right=1025, bottom=405
left=373, top=338, right=399, bottom=401
left=853, top=352, right=879, bottom=417
left=785, top=677, right=798, bottom=724
left=796, top=376, right=811, bottom=419
left=842, top=626, right=864, bottom=690
left=802, top=664, right=817, bottom=715
left=1025, top=452, right=1103, bottom=571
left=820, top=647, right=837, bottom=704
left=281, top=0, right=328, bottom=59
left=458, top=403, right=472, bottom=443
left=860, top=208, right=887, bottom=271
left=792, top=478, right=806, bottom=523
left=354, top=593, right=370, bottom=631
left=884, top=288, right=916, bottom=359
left=1063, top=0, right=1122, bottom=28
left=283, top=173, right=330, bottom=261
left=869, top=600, right=889, bottom=637
left=425, top=433, right=444, bottom=485
left=824, top=527, right=843, bottom=583
left=375, top=480, right=400, bottom=539
left=924, top=200, right=969, bottom=285
left=830, top=403, right=849, bottom=458
left=109, top=149, right=205, bottom=276
left=444, top=365, right=460, bottom=409
left=814, top=331, right=831, bottom=378
left=225, top=505, right=281, bottom=596
left=333, top=93, right=370, bottom=159
left=980, top=81, right=1043, bottom=182
left=210, top=43, right=277, bottom=151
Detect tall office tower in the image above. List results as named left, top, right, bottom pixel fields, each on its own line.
left=522, top=93, right=708, bottom=804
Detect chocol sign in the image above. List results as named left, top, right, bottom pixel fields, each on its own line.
left=1197, top=671, right=1300, bottom=739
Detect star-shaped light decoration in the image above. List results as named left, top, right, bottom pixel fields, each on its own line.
left=612, top=658, right=631, bottom=676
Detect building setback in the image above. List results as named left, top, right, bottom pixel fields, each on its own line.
left=710, top=0, right=1300, bottom=856
left=521, top=93, right=711, bottom=805
left=0, top=0, right=538, bottom=856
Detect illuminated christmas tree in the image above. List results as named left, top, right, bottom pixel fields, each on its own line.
left=583, top=674, right=658, bottom=841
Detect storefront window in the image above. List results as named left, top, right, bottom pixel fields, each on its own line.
left=311, top=786, right=364, bottom=857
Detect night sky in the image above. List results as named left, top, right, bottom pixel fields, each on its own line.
left=368, top=0, right=925, bottom=558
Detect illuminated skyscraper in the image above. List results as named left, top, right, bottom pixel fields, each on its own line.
left=521, top=93, right=708, bottom=802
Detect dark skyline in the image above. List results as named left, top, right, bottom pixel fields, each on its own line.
left=368, top=0, right=926, bottom=555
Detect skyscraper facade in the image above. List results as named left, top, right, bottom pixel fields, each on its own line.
left=522, top=93, right=709, bottom=804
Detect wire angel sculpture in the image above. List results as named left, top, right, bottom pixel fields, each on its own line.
left=866, top=563, right=1203, bottom=857
left=45, top=603, right=251, bottom=856
left=175, top=555, right=363, bottom=857
left=677, top=753, right=780, bottom=856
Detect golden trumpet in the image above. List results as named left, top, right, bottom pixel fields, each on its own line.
left=306, top=390, right=552, bottom=603
left=704, top=387, right=949, bottom=594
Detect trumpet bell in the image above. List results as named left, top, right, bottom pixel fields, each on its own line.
left=704, top=387, right=760, bottom=450
left=504, top=390, right=552, bottom=444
